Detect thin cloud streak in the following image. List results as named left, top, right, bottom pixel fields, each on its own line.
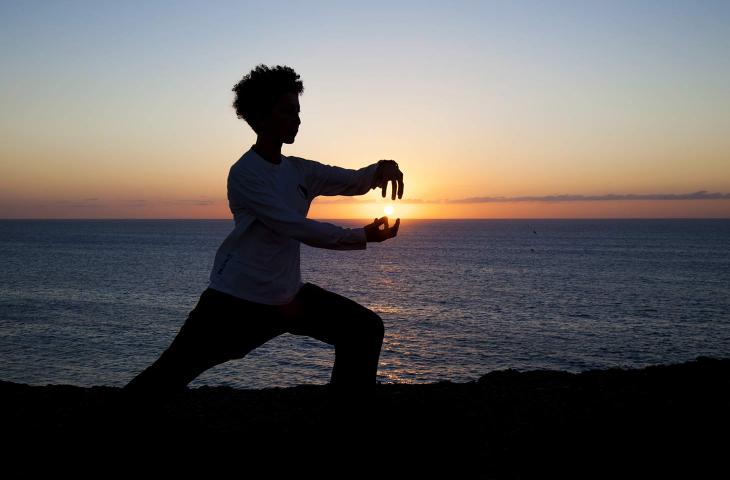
left=448, top=191, right=730, bottom=203
left=159, top=199, right=216, bottom=206
left=29, top=190, right=730, bottom=210
left=54, top=198, right=103, bottom=208
left=48, top=198, right=217, bottom=207
left=314, top=190, right=730, bottom=204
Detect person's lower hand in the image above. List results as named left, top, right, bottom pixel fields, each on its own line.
left=364, top=216, right=400, bottom=242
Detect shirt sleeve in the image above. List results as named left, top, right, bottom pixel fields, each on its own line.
left=296, top=157, right=380, bottom=198
left=228, top=166, right=368, bottom=250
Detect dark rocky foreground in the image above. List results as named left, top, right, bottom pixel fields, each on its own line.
left=2, top=357, right=728, bottom=477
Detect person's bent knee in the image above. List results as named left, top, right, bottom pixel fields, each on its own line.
left=366, top=309, right=385, bottom=342
left=337, top=308, right=384, bottom=346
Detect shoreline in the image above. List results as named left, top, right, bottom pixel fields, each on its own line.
left=3, top=356, right=728, bottom=474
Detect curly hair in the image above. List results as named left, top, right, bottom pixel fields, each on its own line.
left=232, top=64, right=304, bottom=133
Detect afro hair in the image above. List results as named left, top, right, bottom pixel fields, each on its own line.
left=232, top=64, right=304, bottom=133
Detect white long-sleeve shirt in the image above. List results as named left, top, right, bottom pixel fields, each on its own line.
left=207, top=146, right=380, bottom=305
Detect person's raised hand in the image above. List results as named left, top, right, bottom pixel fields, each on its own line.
left=372, top=160, right=404, bottom=200
left=364, top=216, right=400, bottom=243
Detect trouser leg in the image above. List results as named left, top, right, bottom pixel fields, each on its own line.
left=122, top=327, right=226, bottom=400
left=123, top=288, right=286, bottom=402
left=280, top=282, right=385, bottom=404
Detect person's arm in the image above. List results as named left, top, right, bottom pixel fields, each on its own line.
left=228, top=166, right=367, bottom=250
left=295, top=156, right=380, bottom=198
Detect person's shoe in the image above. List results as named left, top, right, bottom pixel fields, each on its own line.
left=114, top=386, right=180, bottom=433
left=325, top=384, right=379, bottom=439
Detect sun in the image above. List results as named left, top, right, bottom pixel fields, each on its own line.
left=384, top=205, right=395, bottom=216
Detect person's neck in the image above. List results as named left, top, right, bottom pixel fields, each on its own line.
left=252, top=139, right=282, bottom=165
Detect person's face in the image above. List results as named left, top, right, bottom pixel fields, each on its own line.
left=259, top=92, right=300, bottom=144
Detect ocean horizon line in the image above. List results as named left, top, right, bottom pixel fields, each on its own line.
left=1, top=217, right=729, bottom=221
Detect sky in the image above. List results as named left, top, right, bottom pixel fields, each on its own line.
left=1, top=0, right=729, bottom=219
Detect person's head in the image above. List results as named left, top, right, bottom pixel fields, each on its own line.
left=232, top=64, right=303, bottom=144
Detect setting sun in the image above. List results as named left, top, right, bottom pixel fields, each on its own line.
left=384, top=205, right=395, bottom=216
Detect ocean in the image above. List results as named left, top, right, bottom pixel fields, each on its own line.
left=1, top=219, right=728, bottom=389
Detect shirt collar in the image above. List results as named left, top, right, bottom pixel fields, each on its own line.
left=249, top=146, right=284, bottom=167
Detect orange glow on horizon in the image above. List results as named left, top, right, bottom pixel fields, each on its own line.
left=308, top=199, right=730, bottom=220
left=1, top=192, right=729, bottom=220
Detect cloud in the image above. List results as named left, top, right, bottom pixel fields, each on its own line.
left=54, top=198, right=103, bottom=208
left=445, top=190, right=730, bottom=203
left=49, top=197, right=217, bottom=208
left=124, top=199, right=149, bottom=207
left=47, top=191, right=730, bottom=210
left=159, top=198, right=216, bottom=206
left=314, top=190, right=730, bottom=204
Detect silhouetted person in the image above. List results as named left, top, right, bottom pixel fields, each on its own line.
left=122, top=64, right=403, bottom=424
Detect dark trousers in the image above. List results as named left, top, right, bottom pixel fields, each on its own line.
left=122, top=282, right=385, bottom=405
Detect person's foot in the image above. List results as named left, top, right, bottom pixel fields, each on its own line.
left=113, top=387, right=181, bottom=433
left=325, top=384, right=379, bottom=439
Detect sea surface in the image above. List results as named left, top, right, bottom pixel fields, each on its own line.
left=1, top=219, right=729, bottom=389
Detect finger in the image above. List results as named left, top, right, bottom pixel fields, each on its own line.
left=391, top=179, right=397, bottom=200
left=392, top=218, right=400, bottom=236
left=381, top=181, right=387, bottom=198
left=398, top=178, right=404, bottom=199
left=382, top=216, right=389, bottom=229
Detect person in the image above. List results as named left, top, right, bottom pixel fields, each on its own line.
left=122, top=64, right=404, bottom=425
